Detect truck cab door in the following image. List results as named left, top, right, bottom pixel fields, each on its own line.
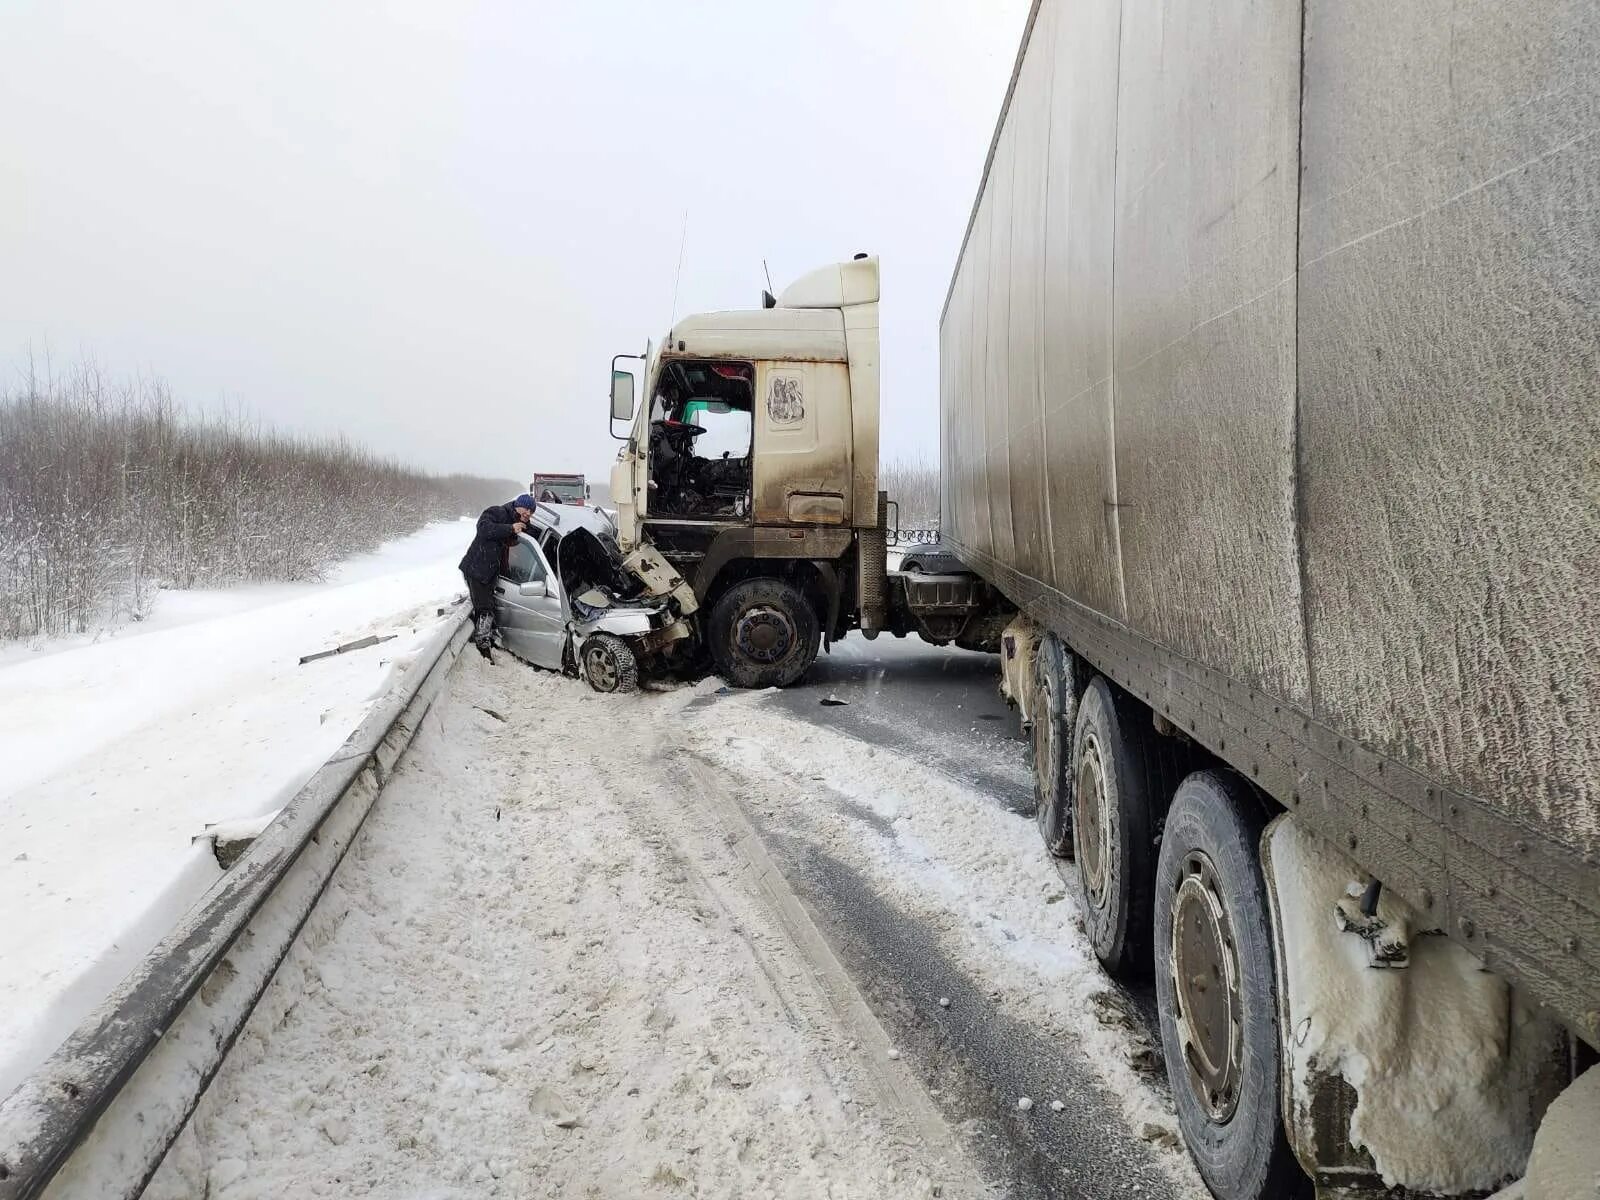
left=495, top=536, right=567, bottom=670
left=753, top=360, right=854, bottom=526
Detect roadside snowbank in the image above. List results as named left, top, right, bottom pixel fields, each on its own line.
left=154, top=662, right=980, bottom=1199
left=0, top=520, right=470, bottom=1096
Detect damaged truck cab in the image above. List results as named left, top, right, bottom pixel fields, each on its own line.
left=607, top=256, right=1005, bottom=688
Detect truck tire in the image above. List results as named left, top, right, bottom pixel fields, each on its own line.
left=1032, top=633, right=1076, bottom=858
left=1154, top=772, right=1308, bottom=1200
left=580, top=633, right=639, bottom=694
left=708, top=577, right=820, bottom=689
left=1069, top=677, right=1181, bottom=975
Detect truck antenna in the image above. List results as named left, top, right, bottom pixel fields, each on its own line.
left=669, top=209, right=689, bottom=325
left=763, top=258, right=774, bottom=293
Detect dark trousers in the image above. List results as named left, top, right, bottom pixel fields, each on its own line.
left=464, top=573, right=496, bottom=618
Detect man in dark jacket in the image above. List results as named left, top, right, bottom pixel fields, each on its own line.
left=460, top=495, right=536, bottom=660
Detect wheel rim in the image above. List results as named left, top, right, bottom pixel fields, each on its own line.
left=733, top=605, right=795, bottom=664
left=1033, top=699, right=1058, bottom=784
left=1032, top=681, right=1060, bottom=807
left=1169, top=850, right=1244, bottom=1123
left=1074, top=731, right=1111, bottom=908
left=584, top=644, right=620, bottom=691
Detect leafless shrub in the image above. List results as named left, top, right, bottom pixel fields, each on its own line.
left=0, top=362, right=516, bottom=640
left=880, top=456, right=940, bottom=532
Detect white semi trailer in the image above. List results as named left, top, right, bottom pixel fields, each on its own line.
left=940, top=2, right=1599, bottom=1198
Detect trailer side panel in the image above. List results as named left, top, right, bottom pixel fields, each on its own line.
left=940, top=0, right=1600, bottom=1038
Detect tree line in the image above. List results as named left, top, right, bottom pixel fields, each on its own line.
left=0, top=363, right=517, bottom=640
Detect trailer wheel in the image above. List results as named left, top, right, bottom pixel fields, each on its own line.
left=1032, top=634, right=1076, bottom=858
left=1069, top=677, right=1181, bottom=975
left=1155, top=772, right=1308, bottom=1200
left=708, top=577, right=820, bottom=689
left=580, top=633, right=638, bottom=694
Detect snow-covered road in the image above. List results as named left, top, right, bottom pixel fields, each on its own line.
left=0, top=521, right=472, bottom=1095
left=151, top=639, right=1209, bottom=1199
left=152, top=660, right=986, bottom=1199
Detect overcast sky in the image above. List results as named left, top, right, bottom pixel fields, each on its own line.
left=1, top=1, right=1028, bottom=484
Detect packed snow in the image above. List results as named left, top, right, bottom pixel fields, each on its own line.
left=0, top=520, right=472, bottom=1095
left=151, top=661, right=985, bottom=1199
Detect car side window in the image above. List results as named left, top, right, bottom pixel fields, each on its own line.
left=503, top=540, right=547, bottom=586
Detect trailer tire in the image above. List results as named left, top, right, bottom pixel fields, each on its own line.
left=708, top=578, right=820, bottom=689
left=1154, top=772, right=1308, bottom=1200
left=1069, top=677, right=1181, bottom=975
left=580, top=633, right=639, bottom=694
left=1032, top=634, right=1076, bottom=858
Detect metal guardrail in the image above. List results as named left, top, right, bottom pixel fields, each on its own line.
left=0, top=611, right=472, bottom=1199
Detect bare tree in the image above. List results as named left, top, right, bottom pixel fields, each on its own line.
left=880, top=456, right=940, bottom=532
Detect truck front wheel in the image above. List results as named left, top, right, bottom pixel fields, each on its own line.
left=1154, top=771, right=1308, bottom=1200
left=707, top=578, right=820, bottom=689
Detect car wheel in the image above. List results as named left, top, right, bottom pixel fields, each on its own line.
left=1070, top=677, right=1185, bottom=976
left=580, top=633, right=638, bottom=694
left=708, top=577, right=820, bottom=689
left=1032, top=633, right=1076, bottom=858
left=1154, top=772, right=1309, bottom=1200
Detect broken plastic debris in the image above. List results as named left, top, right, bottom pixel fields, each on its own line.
left=937, top=996, right=951, bottom=1008
left=1050, top=1099, right=1065, bottom=1113
left=298, top=632, right=396, bottom=665
left=820, top=694, right=850, bottom=707
left=1017, top=1097, right=1034, bottom=1112
left=886, top=1048, right=901, bottom=1060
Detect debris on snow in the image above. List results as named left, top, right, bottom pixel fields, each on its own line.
left=199, top=810, right=282, bottom=869
left=1141, top=1123, right=1179, bottom=1149
left=319, top=1115, right=350, bottom=1146
left=886, top=1048, right=901, bottom=1060
left=820, top=694, right=850, bottom=707
left=530, top=1085, right=581, bottom=1129
left=938, top=996, right=951, bottom=1008
left=1050, top=1100, right=1065, bottom=1113
left=297, top=632, right=397, bottom=665
left=1017, top=1097, right=1034, bottom=1112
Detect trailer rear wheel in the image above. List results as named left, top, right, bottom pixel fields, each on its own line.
left=1069, top=677, right=1181, bottom=975
left=708, top=577, right=820, bottom=689
left=1154, top=772, right=1308, bottom=1200
left=1032, top=634, right=1075, bottom=858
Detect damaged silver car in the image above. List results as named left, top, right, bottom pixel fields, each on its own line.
left=491, top=504, right=693, bottom=692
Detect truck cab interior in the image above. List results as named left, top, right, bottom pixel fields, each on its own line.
left=646, top=359, right=753, bottom=521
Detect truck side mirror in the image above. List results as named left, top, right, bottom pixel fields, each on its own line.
left=611, top=370, right=635, bottom=422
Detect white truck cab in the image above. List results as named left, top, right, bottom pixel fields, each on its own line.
left=605, top=256, right=1002, bottom=688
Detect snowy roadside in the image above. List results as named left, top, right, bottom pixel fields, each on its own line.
left=0, top=520, right=472, bottom=1096
left=154, top=660, right=988, bottom=1200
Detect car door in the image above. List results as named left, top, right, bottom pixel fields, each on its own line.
left=494, top=536, right=566, bottom=669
